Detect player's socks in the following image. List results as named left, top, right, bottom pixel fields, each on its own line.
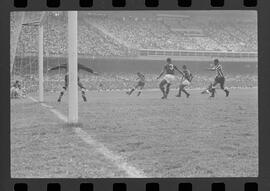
left=176, top=90, right=181, bottom=97
left=210, top=89, right=215, bottom=97
left=176, top=88, right=181, bottom=97
left=57, top=92, right=64, bottom=102
left=165, top=87, right=170, bottom=97
left=161, top=92, right=167, bottom=99
left=137, top=91, right=141, bottom=96
left=161, top=91, right=167, bottom=99
left=161, top=87, right=167, bottom=99
left=129, top=88, right=135, bottom=95
left=82, top=95, right=87, bottom=102
left=225, top=89, right=229, bottom=97
left=160, top=87, right=165, bottom=97
left=208, top=85, right=216, bottom=97
left=182, top=89, right=189, bottom=98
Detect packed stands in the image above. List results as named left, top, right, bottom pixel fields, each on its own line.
left=12, top=12, right=257, bottom=57
left=11, top=12, right=258, bottom=96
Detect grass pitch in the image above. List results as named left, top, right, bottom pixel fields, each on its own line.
left=11, top=88, right=258, bottom=178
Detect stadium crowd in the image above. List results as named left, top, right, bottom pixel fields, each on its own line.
left=11, top=12, right=257, bottom=96
left=12, top=12, right=257, bottom=57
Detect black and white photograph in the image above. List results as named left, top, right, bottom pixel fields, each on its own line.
left=10, top=11, right=258, bottom=178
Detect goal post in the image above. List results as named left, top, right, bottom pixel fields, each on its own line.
left=18, top=12, right=46, bottom=102
left=68, top=11, right=78, bottom=123
left=38, top=11, right=47, bottom=102
left=10, top=12, right=25, bottom=75
left=38, top=25, right=44, bottom=102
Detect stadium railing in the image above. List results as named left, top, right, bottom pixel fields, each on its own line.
left=139, top=49, right=258, bottom=58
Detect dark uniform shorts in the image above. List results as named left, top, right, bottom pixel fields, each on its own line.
left=136, top=81, right=145, bottom=88
left=214, top=76, right=225, bottom=89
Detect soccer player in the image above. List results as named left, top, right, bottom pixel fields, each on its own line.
left=201, top=83, right=215, bottom=95
left=57, top=74, right=88, bottom=102
left=10, top=80, right=24, bottom=98
left=176, top=65, right=193, bottom=98
left=49, top=63, right=98, bottom=102
left=207, top=59, right=230, bottom=97
left=157, top=58, right=183, bottom=99
left=126, top=72, right=145, bottom=96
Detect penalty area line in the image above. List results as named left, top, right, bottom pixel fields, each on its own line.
left=27, top=96, right=147, bottom=178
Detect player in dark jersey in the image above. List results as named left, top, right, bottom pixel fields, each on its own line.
left=176, top=65, right=193, bottom=98
left=157, top=58, right=183, bottom=99
left=207, top=59, right=230, bottom=97
left=57, top=74, right=88, bottom=102
left=126, top=72, right=145, bottom=96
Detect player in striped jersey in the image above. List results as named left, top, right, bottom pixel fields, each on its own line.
left=176, top=65, right=193, bottom=98
left=207, top=59, right=230, bottom=97
left=126, top=72, right=145, bottom=96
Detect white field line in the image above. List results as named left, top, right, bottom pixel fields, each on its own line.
left=74, top=128, right=146, bottom=177
left=41, top=103, right=54, bottom=109
left=28, top=96, right=38, bottom=102
left=27, top=96, right=146, bottom=178
left=50, top=109, right=68, bottom=123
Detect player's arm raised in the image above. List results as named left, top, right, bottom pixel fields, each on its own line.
left=175, top=66, right=184, bottom=76
left=206, top=65, right=217, bottom=71
left=189, top=73, right=194, bottom=82
left=156, top=69, right=165, bottom=80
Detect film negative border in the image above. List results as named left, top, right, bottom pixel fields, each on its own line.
left=10, top=181, right=262, bottom=191
left=13, top=0, right=258, bottom=8
left=12, top=0, right=259, bottom=9
left=1, top=0, right=270, bottom=191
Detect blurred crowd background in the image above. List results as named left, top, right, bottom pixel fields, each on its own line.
left=10, top=11, right=257, bottom=94
left=11, top=11, right=257, bottom=56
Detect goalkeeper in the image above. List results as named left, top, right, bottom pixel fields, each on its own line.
left=48, top=63, right=98, bottom=102
left=57, top=74, right=88, bottom=102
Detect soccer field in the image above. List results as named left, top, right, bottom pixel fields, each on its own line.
left=11, top=88, right=258, bottom=178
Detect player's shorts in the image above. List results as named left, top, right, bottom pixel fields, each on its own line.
left=137, top=81, right=145, bottom=87
left=181, top=79, right=191, bottom=86
left=214, top=76, right=225, bottom=89
left=163, top=74, right=176, bottom=84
